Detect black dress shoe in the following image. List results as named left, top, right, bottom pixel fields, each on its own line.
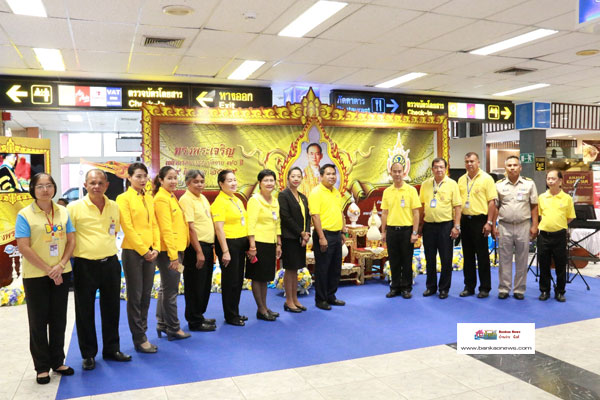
left=36, top=373, right=50, bottom=384
left=539, top=292, right=550, bottom=301
left=103, top=351, right=132, bottom=362
left=422, top=289, right=436, bottom=297
left=401, top=291, right=412, bottom=299
left=477, top=291, right=489, bottom=298
left=459, top=289, right=474, bottom=297
left=257, top=311, right=277, bottom=321
left=167, top=331, right=191, bottom=341
left=386, top=290, right=398, bottom=298
left=226, top=318, right=245, bottom=326
left=189, top=321, right=216, bottom=331
left=284, top=304, right=302, bottom=313
left=82, top=358, right=95, bottom=370
left=202, top=317, right=216, bottom=325
left=555, top=293, right=566, bottom=302
left=239, top=315, right=248, bottom=321
left=267, top=309, right=280, bottom=318
left=135, top=343, right=158, bottom=353
left=513, top=293, right=525, bottom=300
left=328, top=299, right=345, bottom=306
left=498, top=292, right=509, bottom=299
left=316, top=301, right=332, bottom=310
left=295, top=304, right=307, bottom=311
left=53, top=366, right=74, bottom=376
left=438, top=291, right=448, bottom=299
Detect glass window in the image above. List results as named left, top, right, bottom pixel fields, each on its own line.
left=103, top=133, right=143, bottom=157
left=60, top=133, right=102, bottom=158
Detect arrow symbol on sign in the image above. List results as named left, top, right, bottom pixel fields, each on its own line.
left=501, top=106, right=512, bottom=120
left=386, top=98, right=399, bottom=113
left=196, top=90, right=214, bottom=107
left=6, top=85, right=27, bottom=103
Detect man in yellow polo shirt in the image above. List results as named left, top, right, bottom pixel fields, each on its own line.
left=67, top=169, right=131, bottom=371
left=458, top=152, right=497, bottom=298
left=419, top=157, right=461, bottom=299
left=309, top=164, right=346, bottom=310
left=381, top=161, right=420, bottom=299
left=537, top=169, right=576, bottom=302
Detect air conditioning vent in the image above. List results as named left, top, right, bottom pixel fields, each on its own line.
left=495, top=67, right=537, bottom=76
left=143, top=36, right=184, bottom=49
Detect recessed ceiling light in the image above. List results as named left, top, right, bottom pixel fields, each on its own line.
left=279, top=0, right=347, bottom=38
left=228, top=60, right=265, bottom=80
left=493, top=83, right=550, bottom=96
left=470, top=29, right=558, bottom=56
left=375, top=73, right=427, bottom=89
left=576, top=49, right=599, bottom=56
left=162, top=5, right=194, bottom=16
left=33, top=48, right=65, bottom=71
left=7, top=0, right=47, bottom=17
left=67, top=114, right=83, bottom=122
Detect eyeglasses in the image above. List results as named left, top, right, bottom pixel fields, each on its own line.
left=35, top=184, right=54, bottom=190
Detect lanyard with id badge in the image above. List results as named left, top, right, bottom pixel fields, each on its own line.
left=45, top=207, right=60, bottom=257
left=430, top=179, right=444, bottom=209
left=230, top=198, right=245, bottom=226
left=109, top=218, right=116, bottom=236
left=465, top=174, right=478, bottom=209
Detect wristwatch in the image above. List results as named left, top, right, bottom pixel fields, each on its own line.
left=412, top=231, right=418, bottom=235
left=486, top=220, right=493, bottom=226
left=454, top=225, right=461, bottom=231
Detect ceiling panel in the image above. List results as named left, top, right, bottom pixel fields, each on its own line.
left=535, top=11, right=578, bottom=31
left=139, top=0, right=219, bottom=28
left=71, top=21, right=136, bottom=53
left=300, top=65, right=359, bottom=84
left=0, top=45, right=26, bottom=68
left=538, top=45, right=600, bottom=64
left=235, top=34, right=311, bottom=61
left=0, top=14, right=72, bottom=48
left=285, top=39, right=358, bottom=65
left=328, top=43, right=405, bottom=69
left=499, top=32, right=599, bottom=58
left=176, top=56, right=230, bottom=77
left=128, top=53, right=180, bottom=75
left=543, top=67, right=600, bottom=85
left=384, top=48, right=452, bottom=71
left=186, top=30, right=257, bottom=58
left=432, top=76, right=501, bottom=92
left=65, top=0, right=144, bottom=24
left=256, top=62, right=319, bottom=81
left=371, top=0, right=450, bottom=11
left=67, top=50, right=129, bottom=73
left=411, top=52, right=482, bottom=74
left=333, top=68, right=400, bottom=86
left=319, top=5, right=422, bottom=42
left=488, top=0, right=575, bottom=25
left=214, top=58, right=271, bottom=80
left=205, top=0, right=297, bottom=33
left=443, top=56, right=526, bottom=77
left=397, top=73, right=465, bottom=91
left=433, top=0, right=525, bottom=19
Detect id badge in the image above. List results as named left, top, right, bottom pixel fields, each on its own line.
left=272, top=211, right=278, bottom=221
left=464, top=201, right=470, bottom=209
left=109, top=223, right=116, bottom=236
left=241, top=216, right=246, bottom=226
left=400, top=199, right=405, bottom=208
left=49, top=243, right=59, bottom=257
left=430, top=198, right=437, bottom=208
left=517, top=193, right=524, bottom=201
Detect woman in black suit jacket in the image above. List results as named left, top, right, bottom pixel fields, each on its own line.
left=279, top=166, right=311, bottom=312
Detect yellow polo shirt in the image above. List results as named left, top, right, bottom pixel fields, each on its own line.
left=420, top=176, right=462, bottom=223
left=211, top=191, right=248, bottom=239
left=68, top=194, right=119, bottom=260
left=308, top=183, right=343, bottom=231
left=458, top=170, right=498, bottom=216
left=15, top=202, right=74, bottom=278
left=116, top=187, right=160, bottom=256
left=381, top=183, right=420, bottom=226
left=247, top=193, right=281, bottom=244
left=179, top=190, right=215, bottom=244
left=154, top=187, right=189, bottom=261
left=538, top=190, right=576, bottom=232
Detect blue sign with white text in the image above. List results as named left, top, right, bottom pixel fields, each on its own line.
left=579, top=0, right=600, bottom=24
left=106, top=87, right=122, bottom=107
left=534, top=102, right=551, bottom=128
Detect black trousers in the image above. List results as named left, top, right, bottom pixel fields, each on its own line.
left=537, top=230, right=567, bottom=294
left=460, top=214, right=491, bottom=293
left=23, top=273, right=70, bottom=373
left=423, top=221, right=453, bottom=292
left=386, top=226, right=414, bottom=292
left=183, top=241, right=215, bottom=326
left=73, top=255, right=121, bottom=358
left=215, top=237, right=248, bottom=322
left=313, top=230, right=342, bottom=303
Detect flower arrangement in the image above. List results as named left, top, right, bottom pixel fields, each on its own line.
left=271, top=267, right=313, bottom=294
left=0, top=285, right=26, bottom=307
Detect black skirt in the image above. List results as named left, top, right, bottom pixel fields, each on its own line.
left=245, top=241, right=276, bottom=282
left=281, top=237, right=306, bottom=271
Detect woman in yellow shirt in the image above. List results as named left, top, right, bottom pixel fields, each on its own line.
left=116, top=163, right=159, bottom=353
left=211, top=169, right=248, bottom=326
left=153, top=166, right=190, bottom=340
left=246, top=169, right=282, bottom=321
left=15, top=173, right=76, bottom=384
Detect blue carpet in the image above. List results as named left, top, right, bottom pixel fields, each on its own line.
left=57, top=269, right=600, bottom=399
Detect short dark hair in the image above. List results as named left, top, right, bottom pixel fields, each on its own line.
left=127, top=162, right=148, bottom=177
left=431, top=157, right=447, bottom=168
left=153, top=166, right=176, bottom=195
left=465, top=152, right=479, bottom=160
left=185, top=169, right=205, bottom=184
left=287, top=166, right=302, bottom=179
left=257, top=169, right=276, bottom=182
left=57, top=198, right=69, bottom=205
left=319, top=164, right=336, bottom=176
left=307, top=143, right=322, bottom=154
left=217, top=169, right=235, bottom=190
left=85, top=168, right=108, bottom=182
left=505, top=155, right=520, bottom=163
left=547, top=169, right=563, bottom=179
left=29, top=173, right=57, bottom=200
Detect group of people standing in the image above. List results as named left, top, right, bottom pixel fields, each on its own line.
left=14, top=151, right=575, bottom=385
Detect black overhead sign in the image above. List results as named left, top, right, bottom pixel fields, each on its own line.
left=330, top=90, right=514, bottom=123
left=0, top=77, right=272, bottom=111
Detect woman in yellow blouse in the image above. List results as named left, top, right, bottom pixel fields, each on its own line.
left=15, top=173, right=76, bottom=384
left=116, top=163, right=160, bottom=353
left=211, top=169, right=248, bottom=326
left=153, top=166, right=190, bottom=340
left=246, top=169, right=282, bottom=321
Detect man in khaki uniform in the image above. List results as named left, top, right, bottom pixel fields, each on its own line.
left=493, top=156, right=538, bottom=300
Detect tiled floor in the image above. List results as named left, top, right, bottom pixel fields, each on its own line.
left=2, top=264, right=600, bottom=400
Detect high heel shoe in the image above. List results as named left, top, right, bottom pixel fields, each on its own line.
left=295, top=304, right=307, bottom=311
left=284, top=304, right=302, bottom=313
left=167, top=331, right=191, bottom=341
left=256, top=311, right=276, bottom=321
left=135, top=342, right=158, bottom=353
left=267, top=309, right=280, bottom=318
left=156, top=327, right=167, bottom=338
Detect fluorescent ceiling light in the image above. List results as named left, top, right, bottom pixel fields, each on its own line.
left=279, top=0, right=347, bottom=38
left=67, top=114, right=83, bottom=122
left=493, top=83, right=550, bottom=96
left=375, top=72, right=427, bottom=89
left=33, top=48, right=65, bottom=71
left=6, top=0, right=47, bottom=17
left=470, top=29, right=557, bottom=56
left=228, top=60, right=265, bottom=80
